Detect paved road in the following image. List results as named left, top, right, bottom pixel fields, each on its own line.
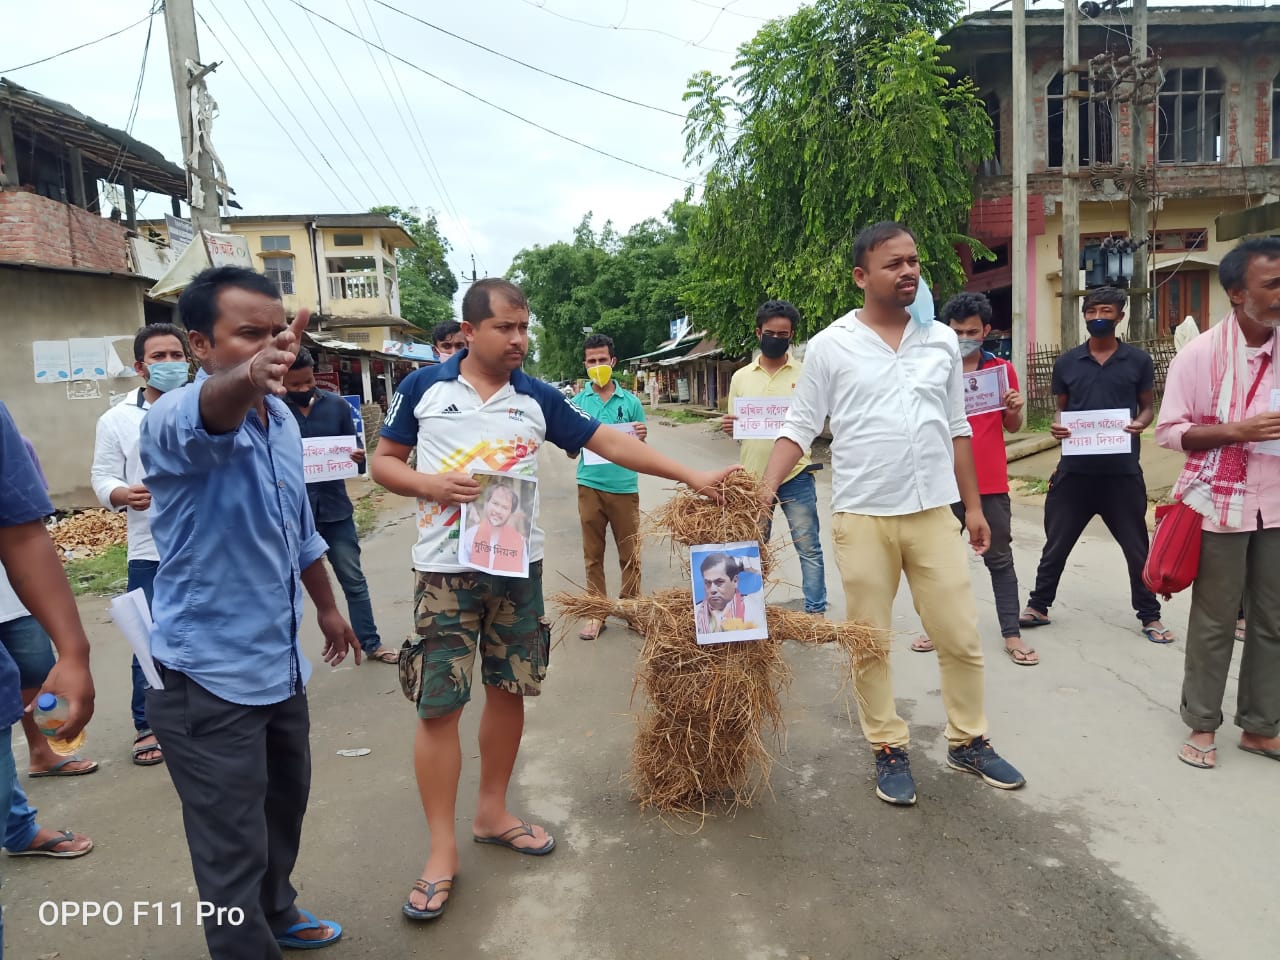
left=5, top=418, right=1275, bottom=959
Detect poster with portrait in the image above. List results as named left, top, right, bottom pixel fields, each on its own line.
left=458, top=471, right=535, bottom=578
left=690, top=541, right=769, bottom=645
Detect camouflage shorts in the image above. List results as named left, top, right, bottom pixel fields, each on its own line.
left=407, top=561, right=551, bottom=719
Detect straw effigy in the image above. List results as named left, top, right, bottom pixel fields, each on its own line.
left=552, top=472, right=885, bottom=819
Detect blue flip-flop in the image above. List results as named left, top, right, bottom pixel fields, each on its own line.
left=276, top=908, right=342, bottom=950
left=28, top=756, right=99, bottom=778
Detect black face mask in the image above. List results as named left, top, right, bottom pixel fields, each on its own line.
left=1086, top=319, right=1117, bottom=339
left=286, top=389, right=315, bottom=407
left=759, top=334, right=790, bottom=359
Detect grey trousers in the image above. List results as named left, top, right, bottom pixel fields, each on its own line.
left=1182, top=528, right=1280, bottom=738
left=147, top=668, right=312, bottom=960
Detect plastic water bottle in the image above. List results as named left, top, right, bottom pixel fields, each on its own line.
left=33, top=693, right=85, bottom=756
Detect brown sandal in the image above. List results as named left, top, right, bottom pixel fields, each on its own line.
left=368, top=647, right=400, bottom=663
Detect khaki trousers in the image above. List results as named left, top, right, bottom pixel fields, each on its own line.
left=577, top=486, right=642, bottom=600
left=833, top=507, right=987, bottom=748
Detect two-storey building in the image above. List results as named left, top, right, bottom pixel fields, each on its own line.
left=940, top=5, right=1280, bottom=345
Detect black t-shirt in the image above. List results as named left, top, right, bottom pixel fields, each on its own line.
left=1052, top=341, right=1154, bottom=475
left=286, top=390, right=357, bottom=523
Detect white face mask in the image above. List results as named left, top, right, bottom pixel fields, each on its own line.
left=956, top=338, right=984, bottom=358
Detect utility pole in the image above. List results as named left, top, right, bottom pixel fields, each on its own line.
left=1060, top=0, right=1082, bottom=348
left=1126, top=0, right=1151, bottom=339
left=163, top=0, right=221, bottom=234
left=1011, top=0, right=1029, bottom=393
left=459, top=254, right=478, bottom=284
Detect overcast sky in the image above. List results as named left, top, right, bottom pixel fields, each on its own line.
left=2, top=0, right=815, bottom=282
left=2, top=0, right=1249, bottom=285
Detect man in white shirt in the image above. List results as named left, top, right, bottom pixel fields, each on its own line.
left=760, top=222, right=1025, bottom=806
left=91, top=323, right=189, bottom=766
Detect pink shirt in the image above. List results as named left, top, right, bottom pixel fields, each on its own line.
left=1156, top=329, right=1280, bottom=533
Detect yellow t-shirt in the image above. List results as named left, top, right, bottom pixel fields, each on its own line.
left=726, top=355, right=811, bottom=483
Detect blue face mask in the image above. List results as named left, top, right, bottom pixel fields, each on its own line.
left=907, top=275, right=934, bottom=328
left=146, top=361, right=189, bottom=393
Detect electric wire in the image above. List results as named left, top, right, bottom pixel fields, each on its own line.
left=1, top=11, right=155, bottom=74
left=195, top=7, right=347, bottom=207
left=293, top=0, right=695, bottom=184
left=358, top=0, right=485, bottom=273
left=371, top=0, right=687, bottom=120
left=258, top=0, right=401, bottom=202
left=104, top=1, right=162, bottom=187
left=203, top=0, right=362, bottom=207
left=513, top=0, right=733, bottom=55
left=236, top=0, right=381, bottom=204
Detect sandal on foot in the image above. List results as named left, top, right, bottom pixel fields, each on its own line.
left=578, top=619, right=606, bottom=641
left=473, top=820, right=556, bottom=856
left=402, top=877, right=454, bottom=921
left=1178, top=741, right=1217, bottom=769
left=909, top=636, right=935, bottom=653
left=132, top=730, right=164, bottom=766
left=1238, top=742, right=1280, bottom=761
left=1005, top=646, right=1039, bottom=666
left=1142, top=624, right=1176, bottom=644
left=29, top=756, right=99, bottom=778
left=7, top=829, right=94, bottom=858
left=367, top=647, right=400, bottom=664
left=276, top=908, right=343, bottom=949
left=1018, top=610, right=1051, bottom=628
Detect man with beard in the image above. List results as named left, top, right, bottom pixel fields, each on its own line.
left=1157, top=237, right=1280, bottom=769
left=371, top=277, right=738, bottom=922
left=721, top=300, right=827, bottom=616
left=758, top=222, right=1025, bottom=807
left=458, top=480, right=528, bottom=575
left=1019, top=286, right=1175, bottom=644
left=282, top=349, right=393, bottom=663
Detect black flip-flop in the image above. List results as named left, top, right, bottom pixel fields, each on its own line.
left=7, top=829, right=94, bottom=858
left=403, top=877, right=454, bottom=921
left=1018, top=611, right=1051, bottom=628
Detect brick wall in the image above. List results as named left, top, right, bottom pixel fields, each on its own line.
left=0, top=189, right=128, bottom=272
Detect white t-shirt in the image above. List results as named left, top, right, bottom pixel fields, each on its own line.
left=380, top=357, right=600, bottom=573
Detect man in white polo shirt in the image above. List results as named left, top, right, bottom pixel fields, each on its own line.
left=759, top=222, right=1025, bottom=807
left=91, top=323, right=189, bottom=766
left=371, top=278, right=736, bottom=922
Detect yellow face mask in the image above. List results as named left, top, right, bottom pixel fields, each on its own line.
left=587, top=364, right=613, bottom=388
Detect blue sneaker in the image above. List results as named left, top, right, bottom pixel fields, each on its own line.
left=874, top=745, right=917, bottom=806
left=947, top=737, right=1026, bottom=790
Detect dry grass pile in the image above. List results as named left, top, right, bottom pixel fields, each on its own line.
left=644, top=470, right=775, bottom=575
left=552, top=467, right=888, bottom=818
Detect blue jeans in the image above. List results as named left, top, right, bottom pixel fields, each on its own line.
left=128, top=559, right=159, bottom=732
left=317, top=516, right=382, bottom=652
left=0, top=618, right=50, bottom=857
left=763, top=471, right=828, bottom=614
left=1, top=721, right=16, bottom=952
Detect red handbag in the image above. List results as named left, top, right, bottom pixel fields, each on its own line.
left=1143, top=501, right=1203, bottom=600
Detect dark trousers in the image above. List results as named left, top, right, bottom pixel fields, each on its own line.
left=147, top=670, right=311, bottom=960
left=127, top=559, right=159, bottom=731
left=316, top=516, right=382, bottom=653
left=1183, top=528, right=1280, bottom=737
left=952, top=493, right=1021, bottom=639
left=1027, top=470, right=1161, bottom=624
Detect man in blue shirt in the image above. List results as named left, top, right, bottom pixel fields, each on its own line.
left=140, top=267, right=360, bottom=958
left=0, top=401, right=97, bottom=950
left=282, top=348, right=393, bottom=663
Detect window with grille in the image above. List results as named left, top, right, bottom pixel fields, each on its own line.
left=347, top=331, right=371, bottom=343
left=1152, top=229, right=1208, bottom=253
left=1157, top=68, right=1223, bottom=164
left=263, top=259, right=294, bottom=295
left=1047, top=72, right=1115, bottom=169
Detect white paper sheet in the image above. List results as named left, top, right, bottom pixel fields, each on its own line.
left=109, top=590, right=163, bottom=690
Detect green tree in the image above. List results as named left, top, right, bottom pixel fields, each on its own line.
left=507, top=205, right=691, bottom=382
left=681, top=0, right=992, bottom=353
left=370, top=205, right=458, bottom=331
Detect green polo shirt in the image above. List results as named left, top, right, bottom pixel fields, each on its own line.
left=571, top=384, right=646, bottom=494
